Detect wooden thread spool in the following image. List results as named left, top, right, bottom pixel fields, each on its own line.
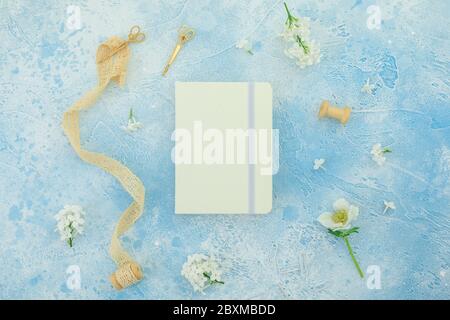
left=110, top=262, right=143, bottom=290
left=318, top=100, right=351, bottom=124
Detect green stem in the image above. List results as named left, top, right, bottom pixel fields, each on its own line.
left=283, top=2, right=298, bottom=28
left=67, top=222, right=74, bottom=248
left=344, top=236, right=364, bottom=278
left=129, top=108, right=134, bottom=121
left=284, top=2, right=291, bottom=17
left=203, top=272, right=224, bottom=285
left=211, top=279, right=225, bottom=285
left=296, top=35, right=310, bottom=54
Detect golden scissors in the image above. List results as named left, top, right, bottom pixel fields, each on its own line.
left=97, top=26, right=146, bottom=64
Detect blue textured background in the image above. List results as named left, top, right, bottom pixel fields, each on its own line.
left=0, top=0, right=449, bottom=299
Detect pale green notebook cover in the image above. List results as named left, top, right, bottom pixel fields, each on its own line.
left=174, top=82, right=273, bottom=214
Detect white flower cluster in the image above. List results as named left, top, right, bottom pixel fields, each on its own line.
left=55, top=205, right=85, bottom=247
left=281, top=4, right=320, bottom=69
left=181, top=254, right=224, bottom=292
left=371, top=143, right=391, bottom=166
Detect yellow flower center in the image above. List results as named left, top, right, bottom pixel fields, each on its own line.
left=332, top=209, right=348, bottom=224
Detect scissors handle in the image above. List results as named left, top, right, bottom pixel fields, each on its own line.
left=128, top=25, right=145, bottom=43
left=97, top=26, right=145, bottom=64
left=178, top=26, right=195, bottom=44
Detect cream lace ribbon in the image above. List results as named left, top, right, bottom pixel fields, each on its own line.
left=62, top=30, right=145, bottom=290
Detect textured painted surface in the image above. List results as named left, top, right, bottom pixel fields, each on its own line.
left=0, top=0, right=449, bottom=299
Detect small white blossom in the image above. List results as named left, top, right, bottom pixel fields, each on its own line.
left=181, top=254, right=224, bottom=293
left=383, top=200, right=396, bottom=214
left=55, top=205, right=86, bottom=247
left=236, top=39, right=253, bottom=55
left=313, top=158, right=325, bottom=170
left=124, top=119, right=142, bottom=132
left=361, top=78, right=376, bottom=94
left=318, top=198, right=359, bottom=231
left=122, top=108, right=142, bottom=132
left=371, top=143, right=391, bottom=166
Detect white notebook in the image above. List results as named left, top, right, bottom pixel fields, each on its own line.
left=174, top=82, right=274, bottom=214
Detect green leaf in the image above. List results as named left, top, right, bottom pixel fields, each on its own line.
left=284, top=2, right=299, bottom=29
left=328, top=227, right=359, bottom=238
left=296, top=35, right=310, bottom=54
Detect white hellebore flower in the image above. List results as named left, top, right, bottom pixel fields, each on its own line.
left=236, top=39, right=253, bottom=55
left=371, top=143, right=391, bottom=166
left=318, top=198, right=359, bottom=230
left=313, top=158, right=325, bottom=170
left=383, top=200, right=396, bottom=214
left=123, top=108, right=142, bottom=132
left=181, top=254, right=224, bottom=293
left=361, top=78, right=376, bottom=95
left=55, top=205, right=86, bottom=247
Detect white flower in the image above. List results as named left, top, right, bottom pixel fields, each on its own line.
left=371, top=143, right=391, bottom=166
left=383, top=200, right=396, bottom=214
left=123, top=119, right=142, bottom=132
left=280, top=18, right=311, bottom=42
left=284, top=39, right=320, bottom=68
left=313, top=158, right=325, bottom=170
left=317, top=197, right=364, bottom=278
left=361, top=78, right=376, bottom=95
left=236, top=39, right=253, bottom=55
left=318, top=198, right=359, bottom=230
left=281, top=3, right=320, bottom=68
left=122, top=108, right=142, bottom=132
left=181, top=254, right=224, bottom=293
left=371, top=143, right=386, bottom=166
left=55, top=205, right=86, bottom=247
